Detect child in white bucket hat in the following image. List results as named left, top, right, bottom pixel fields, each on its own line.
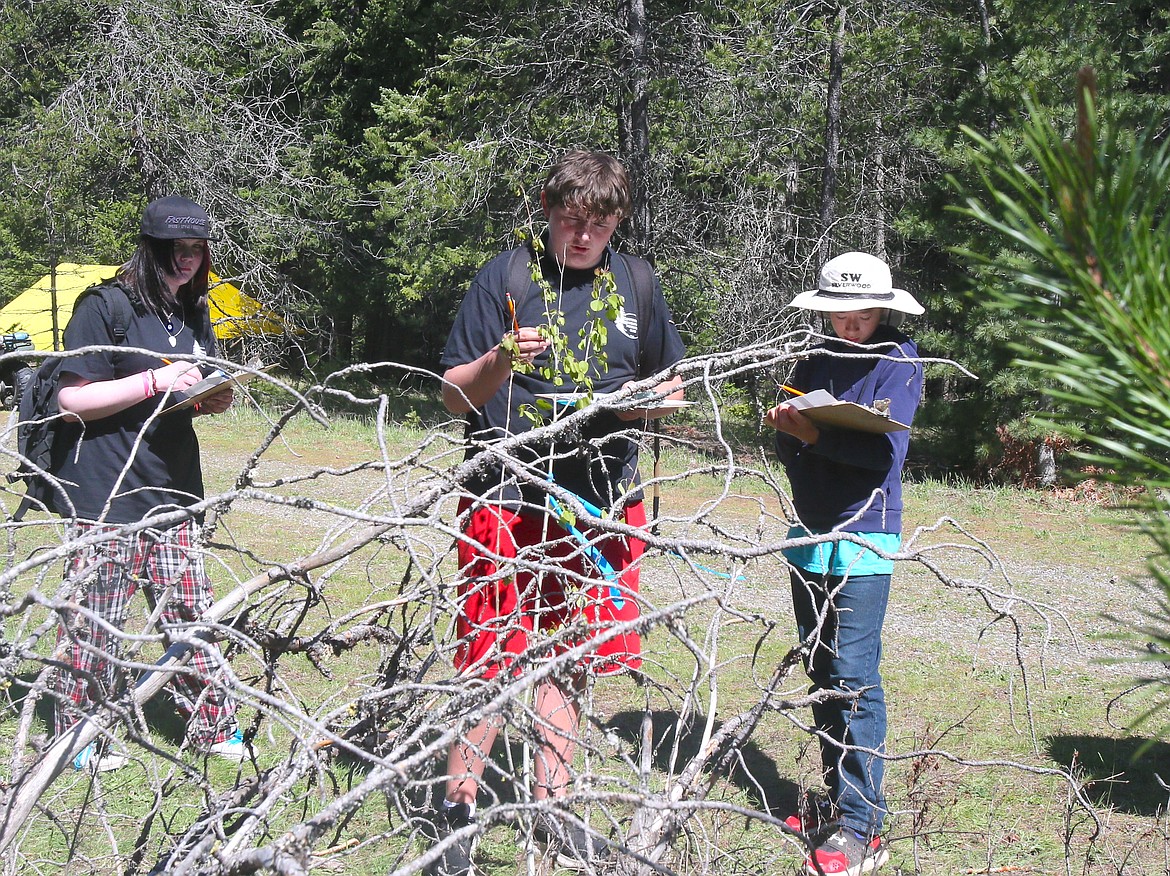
left=789, top=251, right=924, bottom=316
left=764, top=251, right=924, bottom=876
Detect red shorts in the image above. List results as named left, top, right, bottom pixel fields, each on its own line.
left=453, top=497, right=645, bottom=679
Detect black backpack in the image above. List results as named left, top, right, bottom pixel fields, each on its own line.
left=9, top=283, right=135, bottom=521
left=506, top=245, right=656, bottom=375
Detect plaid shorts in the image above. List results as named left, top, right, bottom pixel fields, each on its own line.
left=452, top=497, right=645, bottom=680
left=51, top=520, right=237, bottom=747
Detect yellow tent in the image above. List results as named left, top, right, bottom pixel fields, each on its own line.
left=0, top=263, right=283, bottom=351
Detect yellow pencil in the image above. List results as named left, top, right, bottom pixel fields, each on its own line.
left=779, top=384, right=806, bottom=397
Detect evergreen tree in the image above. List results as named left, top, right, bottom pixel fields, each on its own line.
left=956, top=72, right=1170, bottom=726
left=0, top=0, right=323, bottom=338
left=903, top=0, right=1170, bottom=478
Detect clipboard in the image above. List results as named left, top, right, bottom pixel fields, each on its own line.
left=161, top=363, right=274, bottom=413
left=785, top=389, right=909, bottom=433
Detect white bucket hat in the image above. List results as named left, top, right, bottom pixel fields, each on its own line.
left=788, top=252, right=924, bottom=315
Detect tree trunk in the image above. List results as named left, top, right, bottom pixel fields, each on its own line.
left=618, top=0, right=653, bottom=260
left=1037, top=441, right=1056, bottom=487
left=974, top=0, right=994, bottom=131
left=361, top=306, right=392, bottom=362
left=975, top=0, right=991, bottom=80
left=333, top=311, right=354, bottom=361
left=818, top=3, right=846, bottom=265
left=874, top=115, right=886, bottom=259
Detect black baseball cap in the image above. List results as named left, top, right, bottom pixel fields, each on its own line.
left=140, top=195, right=215, bottom=240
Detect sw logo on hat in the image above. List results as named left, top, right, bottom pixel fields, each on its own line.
left=789, top=252, right=925, bottom=315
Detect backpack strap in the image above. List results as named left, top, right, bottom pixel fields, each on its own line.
left=76, top=282, right=136, bottom=343
left=105, top=286, right=133, bottom=342
left=506, top=244, right=535, bottom=314
left=611, top=252, right=656, bottom=376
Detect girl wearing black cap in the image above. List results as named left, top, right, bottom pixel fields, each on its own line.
left=48, top=196, right=244, bottom=771
left=763, top=252, right=925, bottom=876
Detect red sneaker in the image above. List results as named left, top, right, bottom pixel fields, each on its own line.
left=784, top=793, right=835, bottom=837
left=803, top=827, right=888, bottom=876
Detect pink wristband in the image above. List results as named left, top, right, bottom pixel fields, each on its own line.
left=143, top=370, right=156, bottom=399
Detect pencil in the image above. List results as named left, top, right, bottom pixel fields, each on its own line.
left=506, top=293, right=521, bottom=334
left=779, top=384, right=806, bottom=397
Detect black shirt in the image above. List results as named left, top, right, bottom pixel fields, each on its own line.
left=52, top=286, right=217, bottom=524
left=440, top=244, right=686, bottom=510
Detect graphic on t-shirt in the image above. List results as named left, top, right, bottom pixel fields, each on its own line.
left=615, top=304, right=638, bottom=340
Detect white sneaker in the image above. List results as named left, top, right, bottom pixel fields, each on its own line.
left=206, top=727, right=246, bottom=760
left=73, top=741, right=129, bottom=773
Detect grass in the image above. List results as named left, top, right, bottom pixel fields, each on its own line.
left=1, top=399, right=1167, bottom=874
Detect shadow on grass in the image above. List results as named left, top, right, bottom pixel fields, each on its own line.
left=9, top=670, right=56, bottom=733
left=605, top=709, right=800, bottom=817
left=324, top=709, right=798, bottom=823
left=420, top=709, right=799, bottom=816
left=1047, top=733, right=1170, bottom=816
left=9, top=668, right=190, bottom=747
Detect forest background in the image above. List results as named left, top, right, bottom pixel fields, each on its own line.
left=4, top=0, right=1166, bottom=481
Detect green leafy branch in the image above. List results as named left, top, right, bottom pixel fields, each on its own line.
left=513, top=226, right=623, bottom=424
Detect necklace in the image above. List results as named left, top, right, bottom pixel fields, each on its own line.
left=159, top=310, right=183, bottom=347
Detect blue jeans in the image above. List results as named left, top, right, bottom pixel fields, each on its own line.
left=790, top=569, right=890, bottom=835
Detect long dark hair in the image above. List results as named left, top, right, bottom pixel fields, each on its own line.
left=116, top=237, right=211, bottom=318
